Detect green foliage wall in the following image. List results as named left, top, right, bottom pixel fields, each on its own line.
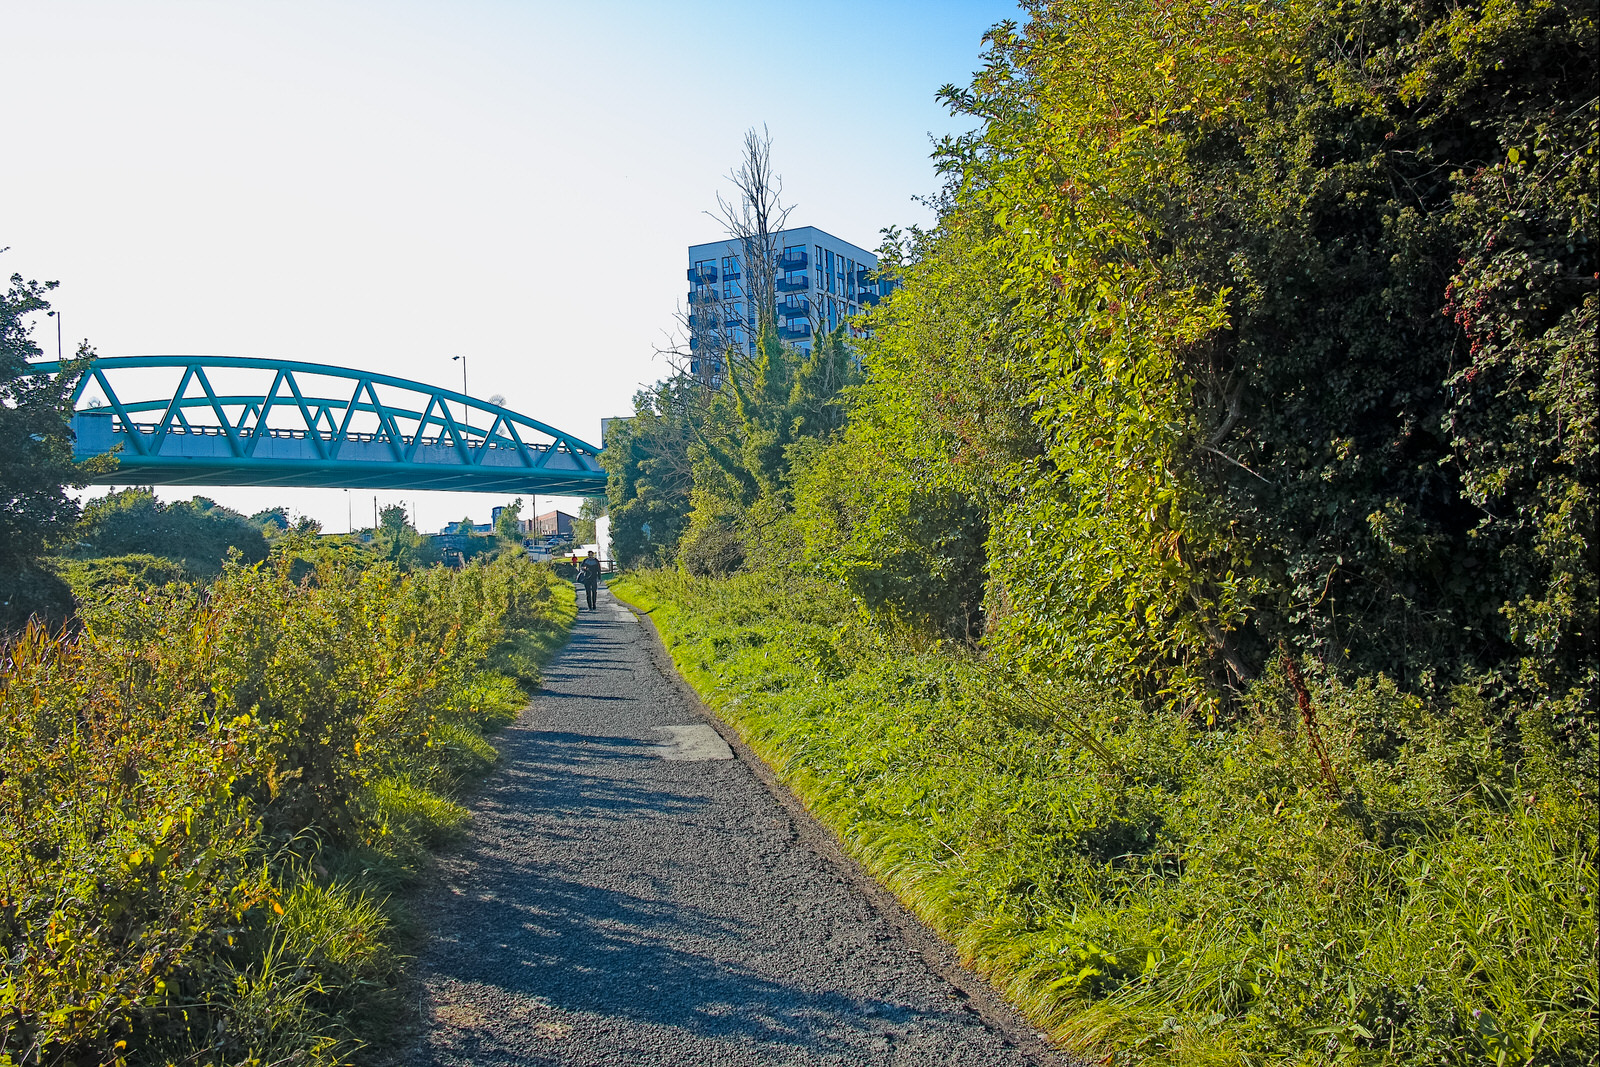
left=77, top=489, right=270, bottom=576
left=605, top=0, right=1594, bottom=744
left=835, top=0, right=1595, bottom=734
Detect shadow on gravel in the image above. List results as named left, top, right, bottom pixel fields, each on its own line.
left=416, top=597, right=1000, bottom=1066
left=428, top=725, right=922, bottom=1059
left=534, top=690, right=637, bottom=701
left=429, top=874, right=918, bottom=1056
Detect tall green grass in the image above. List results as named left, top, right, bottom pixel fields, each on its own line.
left=0, top=547, right=575, bottom=1066
left=613, top=569, right=1597, bottom=1066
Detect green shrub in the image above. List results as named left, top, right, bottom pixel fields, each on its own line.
left=48, top=553, right=193, bottom=599
left=0, top=560, right=75, bottom=634
left=0, top=548, right=574, bottom=1065
left=76, top=489, right=269, bottom=576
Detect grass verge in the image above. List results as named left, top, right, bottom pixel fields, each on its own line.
left=611, top=569, right=1597, bottom=1067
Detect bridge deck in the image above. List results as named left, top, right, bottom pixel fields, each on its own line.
left=76, top=417, right=607, bottom=494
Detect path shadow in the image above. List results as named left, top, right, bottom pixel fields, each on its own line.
left=425, top=871, right=919, bottom=1059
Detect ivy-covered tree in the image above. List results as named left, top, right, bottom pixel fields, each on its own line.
left=602, top=378, right=700, bottom=568
left=493, top=497, right=526, bottom=547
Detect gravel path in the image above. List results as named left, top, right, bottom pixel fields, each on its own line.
left=405, top=585, right=1062, bottom=1067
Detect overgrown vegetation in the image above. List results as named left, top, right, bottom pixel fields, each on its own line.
left=0, top=542, right=574, bottom=1065
left=606, top=0, right=1596, bottom=1061
left=73, top=488, right=271, bottom=575
left=615, top=570, right=1595, bottom=1064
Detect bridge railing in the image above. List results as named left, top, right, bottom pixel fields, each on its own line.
left=103, top=421, right=562, bottom=451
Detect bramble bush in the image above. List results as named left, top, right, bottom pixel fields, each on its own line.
left=0, top=544, right=573, bottom=1066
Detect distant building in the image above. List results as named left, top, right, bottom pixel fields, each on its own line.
left=687, top=225, right=882, bottom=379
left=439, top=519, right=493, bottom=536
left=534, top=509, right=576, bottom=537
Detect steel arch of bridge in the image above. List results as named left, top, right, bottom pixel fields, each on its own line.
left=30, top=356, right=607, bottom=495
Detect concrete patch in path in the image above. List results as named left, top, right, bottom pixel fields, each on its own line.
left=651, top=723, right=734, bottom=761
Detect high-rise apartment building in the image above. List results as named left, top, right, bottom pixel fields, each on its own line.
left=686, top=225, right=880, bottom=378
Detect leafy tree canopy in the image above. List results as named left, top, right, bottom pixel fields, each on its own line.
left=0, top=271, right=93, bottom=571
left=77, top=489, right=270, bottom=576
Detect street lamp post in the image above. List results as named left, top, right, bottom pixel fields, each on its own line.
left=452, top=355, right=468, bottom=426
left=47, top=311, right=61, bottom=360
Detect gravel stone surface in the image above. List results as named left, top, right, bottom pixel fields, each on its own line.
left=405, top=586, right=1061, bottom=1067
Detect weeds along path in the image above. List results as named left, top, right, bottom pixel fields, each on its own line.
left=406, top=584, right=1061, bottom=1067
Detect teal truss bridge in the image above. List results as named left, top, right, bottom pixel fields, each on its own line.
left=28, top=356, right=607, bottom=495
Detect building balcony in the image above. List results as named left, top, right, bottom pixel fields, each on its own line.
left=858, top=290, right=880, bottom=307
left=687, top=288, right=721, bottom=305
left=779, top=297, right=810, bottom=319
left=776, top=275, right=809, bottom=293
left=687, top=313, right=721, bottom=331
left=687, top=265, right=718, bottom=284
left=778, top=249, right=809, bottom=271
left=778, top=322, right=812, bottom=340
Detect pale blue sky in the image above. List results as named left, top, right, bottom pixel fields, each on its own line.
left=2, top=0, right=1019, bottom=531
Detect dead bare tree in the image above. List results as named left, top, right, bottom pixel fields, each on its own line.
left=657, top=127, right=798, bottom=397
left=710, top=125, right=793, bottom=341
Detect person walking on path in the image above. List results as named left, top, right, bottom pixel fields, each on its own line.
left=578, top=550, right=602, bottom=611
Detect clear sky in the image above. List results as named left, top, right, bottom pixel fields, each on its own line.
left=2, top=0, right=1018, bottom=533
